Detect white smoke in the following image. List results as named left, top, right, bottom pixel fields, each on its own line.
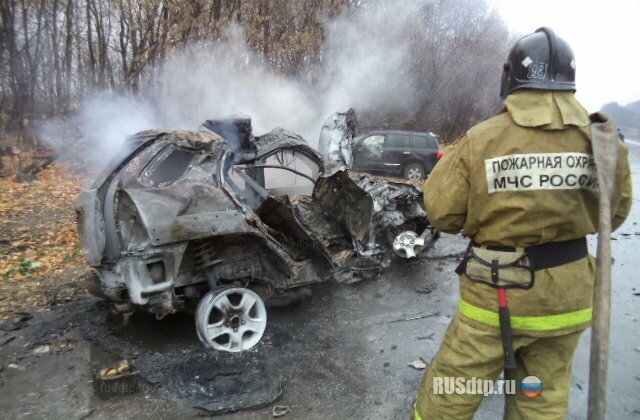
left=153, top=28, right=318, bottom=140
left=148, top=1, right=423, bottom=146
left=36, top=92, right=158, bottom=171
left=41, top=0, right=478, bottom=165
left=317, top=2, right=420, bottom=119
left=80, top=92, right=159, bottom=159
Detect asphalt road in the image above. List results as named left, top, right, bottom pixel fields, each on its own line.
left=0, top=139, right=638, bottom=419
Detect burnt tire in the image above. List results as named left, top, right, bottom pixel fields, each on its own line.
left=403, top=163, right=425, bottom=180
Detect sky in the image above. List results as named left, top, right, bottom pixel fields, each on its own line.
left=491, top=0, right=640, bottom=112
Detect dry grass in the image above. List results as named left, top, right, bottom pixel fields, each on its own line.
left=0, top=163, right=89, bottom=318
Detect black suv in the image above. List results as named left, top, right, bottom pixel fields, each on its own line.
left=351, top=130, right=441, bottom=179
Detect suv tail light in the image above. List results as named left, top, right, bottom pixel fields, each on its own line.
left=436, top=150, right=443, bottom=160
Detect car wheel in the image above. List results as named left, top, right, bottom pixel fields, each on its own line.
left=403, top=163, right=425, bottom=180
left=195, top=287, right=267, bottom=352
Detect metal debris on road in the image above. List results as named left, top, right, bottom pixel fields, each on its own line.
left=419, top=251, right=464, bottom=260
left=272, top=405, right=291, bottom=417
left=385, top=312, right=440, bottom=324
left=407, top=357, right=428, bottom=370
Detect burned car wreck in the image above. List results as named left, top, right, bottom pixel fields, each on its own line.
left=77, top=113, right=437, bottom=352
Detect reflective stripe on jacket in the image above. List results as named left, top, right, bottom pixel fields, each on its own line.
left=459, top=300, right=592, bottom=332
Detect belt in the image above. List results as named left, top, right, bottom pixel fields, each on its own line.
left=479, top=237, right=588, bottom=271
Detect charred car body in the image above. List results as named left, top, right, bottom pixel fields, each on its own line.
left=77, top=113, right=437, bottom=352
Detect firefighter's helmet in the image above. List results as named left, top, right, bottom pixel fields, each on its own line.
left=500, top=27, right=576, bottom=98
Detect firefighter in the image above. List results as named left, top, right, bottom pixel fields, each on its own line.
left=413, top=27, right=632, bottom=419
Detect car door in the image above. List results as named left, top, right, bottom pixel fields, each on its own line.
left=381, top=133, right=408, bottom=172
left=409, top=134, right=439, bottom=172
left=353, top=134, right=384, bottom=171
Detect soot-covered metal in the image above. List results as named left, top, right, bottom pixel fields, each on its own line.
left=77, top=112, right=438, bottom=351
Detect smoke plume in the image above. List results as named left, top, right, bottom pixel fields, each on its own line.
left=38, top=0, right=508, bottom=168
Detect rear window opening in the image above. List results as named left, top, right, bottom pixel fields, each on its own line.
left=141, top=146, right=195, bottom=186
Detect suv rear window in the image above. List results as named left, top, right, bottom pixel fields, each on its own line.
left=385, top=134, right=406, bottom=148
left=410, top=135, right=438, bottom=149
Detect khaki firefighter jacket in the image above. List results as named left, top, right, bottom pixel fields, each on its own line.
left=423, top=90, right=632, bottom=336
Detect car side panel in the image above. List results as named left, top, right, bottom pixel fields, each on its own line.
left=381, top=134, right=407, bottom=174
left=407, top=135, right=439, bottom=172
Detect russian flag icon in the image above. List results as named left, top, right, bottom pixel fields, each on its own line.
left=521, top=376, right=543, bottom=398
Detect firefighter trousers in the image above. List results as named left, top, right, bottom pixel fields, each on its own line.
left=413, top=315, right=584, bottom=420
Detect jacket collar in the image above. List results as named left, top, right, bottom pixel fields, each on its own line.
left=504, top=91, right=590, bottom=130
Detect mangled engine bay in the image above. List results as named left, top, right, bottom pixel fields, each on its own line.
left=77, top=113, right=438, bottom=351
